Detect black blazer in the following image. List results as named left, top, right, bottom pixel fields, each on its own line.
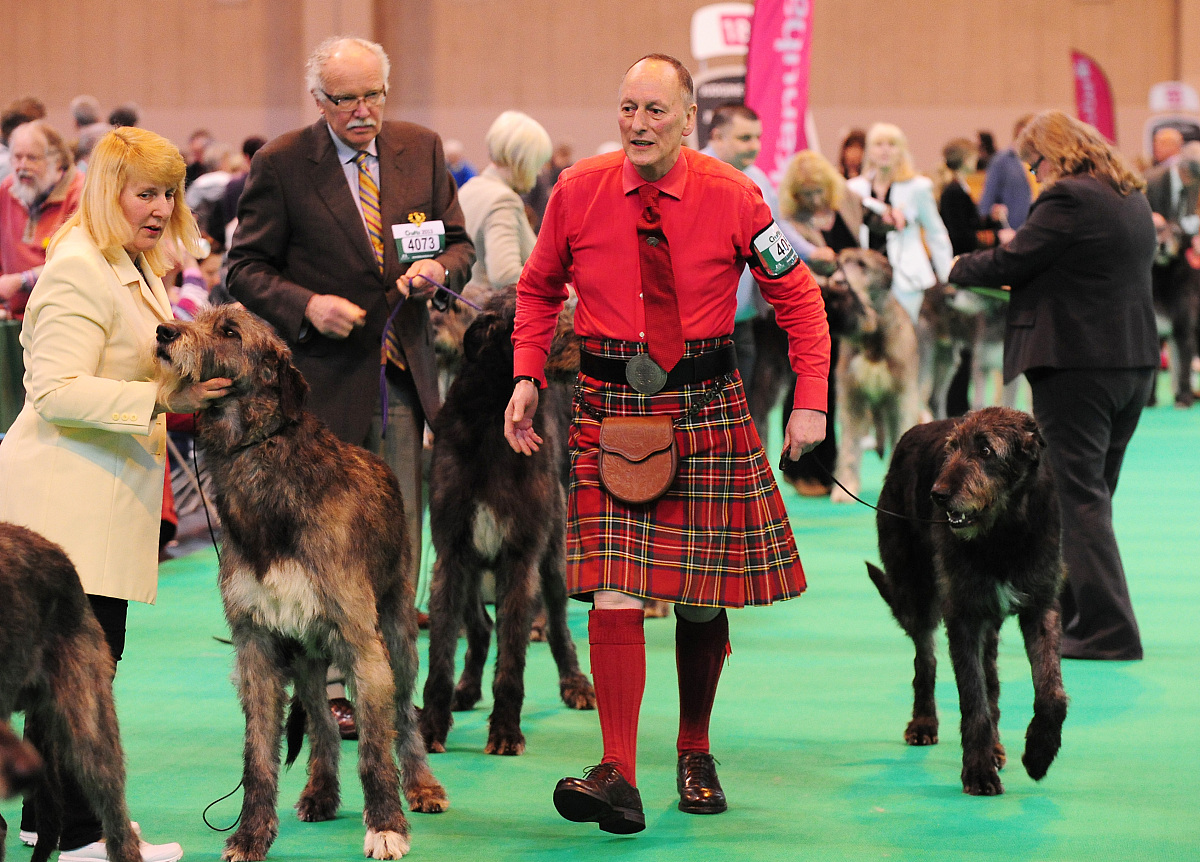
left=949, top=175, right=1157, bottom=383
left=938, top=180, right=983, bottom=256
left=227, top=119, right=474, bottom=442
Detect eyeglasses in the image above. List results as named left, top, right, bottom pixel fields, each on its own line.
left=321, top=89, right=386, bottom=112
left=1027, top=156, right=1044, bottom=176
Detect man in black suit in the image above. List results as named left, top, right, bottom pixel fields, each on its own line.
left=1144, top=141, right=1200, bottom=408
left=227, top=36, right=474, bottom=727
left=949, top=111, right=1157, bottom=661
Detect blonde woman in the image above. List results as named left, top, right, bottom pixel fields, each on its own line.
left=0, top=127, right=230, bottom=862
left=458, top=111, right=552, bottom=291
left=949, top=110, right=1157, bottom=661
left=847, top=122, right=953, bottom=323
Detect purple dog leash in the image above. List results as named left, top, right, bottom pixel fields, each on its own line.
left=378, top=272, right=484, bottom=439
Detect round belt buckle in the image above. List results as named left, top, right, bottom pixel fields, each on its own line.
left=626, top=353, right=668, bottom=394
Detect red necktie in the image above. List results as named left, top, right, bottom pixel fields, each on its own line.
left=637, top=184, right=685, bottom=373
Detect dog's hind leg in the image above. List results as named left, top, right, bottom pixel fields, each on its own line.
left=291, top=656, right=340, bottom=822
left=905, top=627, right=940, bottom=746
left=1019, top=601, right=1068, bottom=781
left=379, top=593, right=449, bottom=814
left=451, top=598, right=493, bottom=711
left=484, top=558, right=536, bottom=755
left=223, top=633, right=287, bottom=862
left=946, top=617, right=1004, bottom=795
left=539, top=524, right=594, bottom=710
left=346, top=636, right=411, bottom=858
left=42, top=631, right=140, bottom=862
left=420, top=557, right=473, bottom=752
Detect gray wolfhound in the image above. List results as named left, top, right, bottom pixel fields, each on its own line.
left=0, top=523, right=139, bottom=862
left=868, top=406, right=1068, bottom=795
left=155, top=306, right=445, bottom=861
left=419, top=287, right=595, bottom=756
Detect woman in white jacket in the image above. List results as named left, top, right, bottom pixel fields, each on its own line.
left=0, top=127, right=229, bottom=862
left=847, top=123, right=953, bottom=324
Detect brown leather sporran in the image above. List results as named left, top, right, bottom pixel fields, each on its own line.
left=597, top=414, right=678, bottom=505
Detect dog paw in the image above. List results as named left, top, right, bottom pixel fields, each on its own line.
left=994, top=741, right=1007, bottom=770
left=450, top=684, right=482, bottom=711
left=904, top=717, right=938, bottom=746
left=295, top=790, right=339, bottom=822
left=485, top=730, right=526, bottom=755
left=830, top=484, right=858, bottom=504
left=560, top=673, right=597, bottom=710
left=405, top=780, right=449, bottom=813
left=961, top=765, right=1004, bottom=796
left=223, top=830, right=273, bottom=862
left=1021, top=737, right=1060, bottom=781
left=364, top=829, right=410, bottom=860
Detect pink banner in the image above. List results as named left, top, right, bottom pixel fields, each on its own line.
left=1072, top=50, right=1116, bottom=143
left=744, top=0, right=814, bottom=184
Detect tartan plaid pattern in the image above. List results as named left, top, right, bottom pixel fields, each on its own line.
left=566, top=337, right=806, bottom=607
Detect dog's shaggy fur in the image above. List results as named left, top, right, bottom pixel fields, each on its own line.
left=156, top=306, right=445, bottom=861
left=868, top=407, right=1068, bottom=795
left=830, top=248, right=922, bottom=503
left=420, top=287, right=595, bottom=756
left=0, top=523, right=139, bottom=862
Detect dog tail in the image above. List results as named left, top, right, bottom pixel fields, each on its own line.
left=866, top=562, right=894, bottom=606
left=284, top=696, right=306, bottom=768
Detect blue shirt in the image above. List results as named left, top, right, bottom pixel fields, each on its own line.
left=977, top=148, right=1032, bottom=229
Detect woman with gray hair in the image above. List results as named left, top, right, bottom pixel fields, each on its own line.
left=457, top=110, right=552, bottom=291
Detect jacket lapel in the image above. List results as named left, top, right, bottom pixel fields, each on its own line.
left=307, top=119, right=383, bottom=277
left=375, top=125, right=409, bottom=281
left=110, top=252, right=172, bottom=322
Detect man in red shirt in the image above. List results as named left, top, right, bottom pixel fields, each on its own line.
left=504, top=54, right=829, bottom=834
left=0, top=121, right=84, bottom=318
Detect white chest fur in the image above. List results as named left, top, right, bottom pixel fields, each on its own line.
left=223, top=562, right=323, bottom=637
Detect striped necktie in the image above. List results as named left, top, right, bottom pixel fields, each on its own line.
left=355, top=150, right=406, bottom=371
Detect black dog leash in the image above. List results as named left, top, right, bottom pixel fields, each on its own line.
left=780, top=453, right=948, bottom=525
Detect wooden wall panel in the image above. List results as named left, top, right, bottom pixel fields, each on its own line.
left=0, top=0, right=1184, bottom=172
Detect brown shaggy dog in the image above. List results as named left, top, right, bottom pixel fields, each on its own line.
left=868, top=407, right=1068, bottom=795
left=420, top=287, right=595, bottom=756
left=156, top=306, right=445, bottom=861
left=830, top=248, right=921, bottom=503
left=0, top=523, right=139, bottom=862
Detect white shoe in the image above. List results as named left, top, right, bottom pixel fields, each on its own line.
left=59, top=839, right=182, bottom=862
left=21, top=822, right=141, bottom=848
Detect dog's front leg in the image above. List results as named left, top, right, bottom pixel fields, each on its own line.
left=1018, top=601, right=1068, bottom=781
left=945, top=617, right=1004, bottom=795
left=485, top=563, right=536, bottom=755
left=291, top=656, right=340, bottom=821
left=223, top=634, right=286, bottom=862
left=349, top=639, right=410, bottom=859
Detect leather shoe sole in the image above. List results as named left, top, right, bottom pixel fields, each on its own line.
left=553, top=777, right=645, bottom=834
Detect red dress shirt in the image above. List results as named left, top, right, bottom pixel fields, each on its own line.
left=512, top=147, right=830, bottom=410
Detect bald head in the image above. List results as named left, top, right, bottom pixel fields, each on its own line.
left=618, top=55, right=697, bottom=182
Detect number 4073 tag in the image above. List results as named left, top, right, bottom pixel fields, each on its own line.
left=392, top=220, right=446, bottom=262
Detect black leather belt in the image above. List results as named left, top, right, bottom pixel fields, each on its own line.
left=580, top=344, right=736, bottom=394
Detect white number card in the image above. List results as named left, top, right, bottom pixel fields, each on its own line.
left=751, top=221, right=799, bottom=277
left=392, top=220, right=446, bottom=262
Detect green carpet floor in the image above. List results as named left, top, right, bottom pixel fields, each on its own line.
left=4, top=391, right=1198, bottom=862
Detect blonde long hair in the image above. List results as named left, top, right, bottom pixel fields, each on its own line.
left=779, top=150, right=844, bottom=221
left=1016, top=110, right=1144, bottom=194
left=864, top=122, right=917, bottom=183
left=49, top=127, right=201, bottom=275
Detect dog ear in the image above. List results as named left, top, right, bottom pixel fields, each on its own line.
left=463, top=313, right=508, bottom=364
left=275, top=351, right=309, bottom=420
left=1020, top=413, right=1046, bottom=463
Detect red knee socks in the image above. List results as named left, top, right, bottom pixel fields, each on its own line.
left=588, top=608, right=646, bottom=786
left=676, top=609, right=729, bottom=756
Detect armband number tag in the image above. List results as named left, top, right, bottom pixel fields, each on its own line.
left=392, top=220, right=446, bottom=262
left=752, top=222, right=799, bottom=277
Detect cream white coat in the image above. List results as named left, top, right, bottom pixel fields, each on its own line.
left=458, top=165, right=537, bottom=291
left=0, top=225, right=170, bottom=603
left=847, top=174, right=953, bottom=322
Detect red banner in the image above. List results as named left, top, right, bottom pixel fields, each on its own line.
left=1072, top=50, right=1116, bottom=143
left=744, top=0, right=814, bottom=184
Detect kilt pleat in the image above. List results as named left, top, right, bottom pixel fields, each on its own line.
left=566, top=337, right=806, bottom=607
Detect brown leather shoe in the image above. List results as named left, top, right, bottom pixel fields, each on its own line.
left=677, top=751, right=727, bottom=814
left=553, top=763, right=645, bottom=834
left=329, top=697, right=357, bottom=740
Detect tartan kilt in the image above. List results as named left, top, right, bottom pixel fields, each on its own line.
left=566, top=337, right=806, bottom=607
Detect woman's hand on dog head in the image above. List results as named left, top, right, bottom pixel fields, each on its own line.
left=504, top=380, right=543, bottom=455
left=156, top=377, right=233, bottom=416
